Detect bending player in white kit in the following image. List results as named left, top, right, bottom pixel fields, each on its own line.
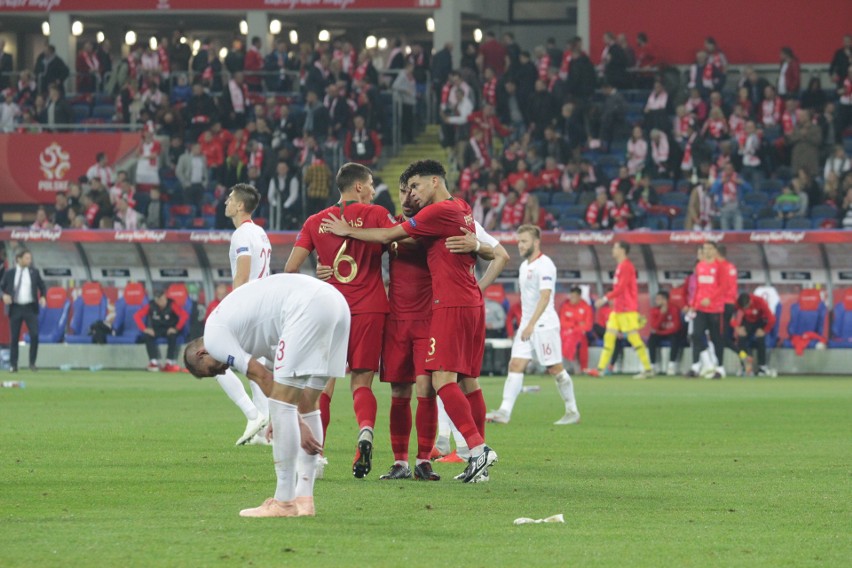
left=184, top=274, right=350, bottom=517
left=219, top=183, right=272, bottom=445
left=486, top=225, right=580, bottom=425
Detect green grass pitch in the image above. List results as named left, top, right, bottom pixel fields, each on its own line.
left=1, top=371, right=849, bottom=567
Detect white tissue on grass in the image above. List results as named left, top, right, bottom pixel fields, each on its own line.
left=513, top=514, right=565, bottom=525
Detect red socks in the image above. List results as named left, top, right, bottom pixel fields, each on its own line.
left=352, top=386, right=377, bottom=431
left=389, top=397, right=412, bottom=461
left=319, top=391, right=331, bottom=445
left=415, top=396, right=438, bottom=461
left=437, top=383, right=484, bottom=449
left=465, top=389, right=486, bottom=439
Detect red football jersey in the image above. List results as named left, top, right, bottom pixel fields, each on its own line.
left=388, top=216, right=432, bottom=319
left=649, top=304, right=682, bottom=335
left=401, top=198, right=483, bottom=309
left=559, top=300, right=593, bottom=332
left=733, top=294, right=776, bottom=333
left=692, top=260, right=725, bottom=313
left=295, top=201, right=393, bottom=314
left=720, top=259, right=738, bottom=304
left=607, top=258, right=639, bottom=313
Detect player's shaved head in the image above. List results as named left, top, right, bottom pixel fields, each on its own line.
left=336, top=162, right=373, bottom=193
left=183, top=337, right=228, bottom=378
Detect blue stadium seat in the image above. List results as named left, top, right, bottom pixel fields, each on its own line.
left=532, top=191, right=552, bottom=206
left=785, top=217, right=812, bottom=230
left=758, top=179, right=784, bottom=194
left=561, top=204, right=587, bottom=219
left=550, top=192, right=577, bottom=205
left=30, top=287, right=71, bottom=343
left=743, top=192, right=770, bottom=207
left=558, top=216, right=584, bottom=231
left=756, top=218, right=784, bottom=230
left=742, top=217, right=756, bottom=230
left=781, top=290, right=826, bottom=349
left=108, top=282, right=148, bottom=345
left=829, top=289, right=852, bottom=348
left=809, top=204, right=837, bottom=221
left=644, top=215, right=669, bottom=230
left=66, top=282, right=108, bottom=344
left=670, top=216, right=685, bottom=231
left=660, top=192, right=688, bottom=207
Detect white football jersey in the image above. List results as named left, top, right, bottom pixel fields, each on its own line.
left=204, top=274, right=337, bottom=374
left=474, top=221, right=499, bottom=248
left=229, top=220, right=272, bottom=282
left=518, top=253, right=559, bottom=328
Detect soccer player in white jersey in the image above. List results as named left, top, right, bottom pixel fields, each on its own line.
left=218, top=183, right=272, bottom=445
left=486, top=225, right=580, bottom=425
left=184, top=274, right=350, bottom=517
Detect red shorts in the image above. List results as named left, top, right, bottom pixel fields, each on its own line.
left=426, top=306, right=485, bottom=379
left=381, top=317, right=432, bottom=384
left=348, top=313, right=386, bottom=372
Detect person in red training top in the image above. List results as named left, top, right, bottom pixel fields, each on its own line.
left=559, top=287, right=593, bottom=374
left=716, top=244, right=740, bottom=359
left=647, top=290, right=686, bottom=376
left=589, top=242, right=654, bottom=379
left=732, top=292, right=777, bottom=376
left=687, top=241, right=728, bottom=378
left=204, top=283, right=229, bottom=322
left=134, top=286, right=188, bottom=372
left=320, top=159, right=498, bottom=484
left=285, top=162, right=393, bottom=480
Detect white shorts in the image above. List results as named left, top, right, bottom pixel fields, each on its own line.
left=273, top=287, right=350, bottom=388
left=510, top=325, right=563, bottom=367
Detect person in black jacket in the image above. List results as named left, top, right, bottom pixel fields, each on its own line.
left=1, top=249, right=47, bottom=373
left=34, top=44, right=70, bottom=94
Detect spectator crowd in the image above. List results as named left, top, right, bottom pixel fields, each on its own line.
left=2, top=30, right=852, bottom=232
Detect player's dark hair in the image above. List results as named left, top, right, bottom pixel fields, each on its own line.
left=716, top=243, right=727, bottom=257
left=616, top=241, right=630, bottom=254
left=737, top=293, right=751, bottom=308
left=229, top=183, right=260, bottom=214
left=569, top=286, right=582, bottom=295
left=518, top=224, right=541, bottom=240
left=400, top=160, right=447, bottom=186
left=336, top=162, right=373, bottom=194
left=15, top=248, right=30, bottom=261
left=704, top=241, right=719, bottom=251
left=657, top=290, right=669, bottom=300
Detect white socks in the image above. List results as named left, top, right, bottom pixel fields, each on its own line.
left=554, top=370, right=578, bottom=413
left=248, top=379, right=269, bottom=418
left=499, top=372, right=524, bottom=414
left=295, top=410, right=322, bottom=499
left=270, top=399, right=300, bottom=502
left=216, top=369, right=258, bottom=421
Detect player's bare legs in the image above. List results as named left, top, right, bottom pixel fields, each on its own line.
left=350, top=370, right=377, bottom=478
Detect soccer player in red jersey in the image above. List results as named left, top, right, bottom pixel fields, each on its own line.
left=732, top=292, right=777, bottom=376
left=321, top=160, right=498, bottom=483
left=687, top=241, right=728, bottom=378
left=559, top=287, right=593, bottom=374
left=647, top=290, right=686, bottom=376
left=372, top=177, right=508, bottom=479
left=285, top=162, right=394, bottom=479
left=588, top=242, right=654, bottom=379
left=716, top=244, right=740, bottom=361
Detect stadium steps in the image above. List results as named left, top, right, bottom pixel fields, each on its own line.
left=374, top=124, right=447, bottom=212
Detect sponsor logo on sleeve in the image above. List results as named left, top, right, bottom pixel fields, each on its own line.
left=236, top=247, right=249, bottom=254
left=226, top=355, right=235, bottom=366
left=408, top=218, right=417, bottom=228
